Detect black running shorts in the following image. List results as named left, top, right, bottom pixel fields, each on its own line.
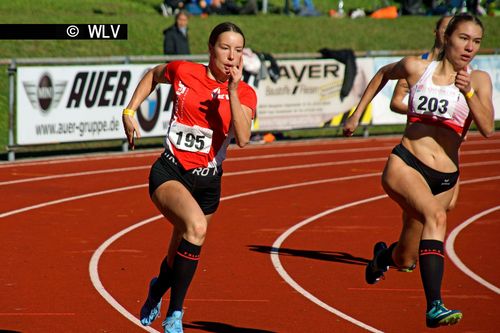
left=391, top=143, right=459, bottom=195
left=149, top=150, right=223, bottom=215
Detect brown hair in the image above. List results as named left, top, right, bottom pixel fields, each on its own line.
left=438, top=13, right=484, bottom=60
left=208, top=22, right=245, bottom=47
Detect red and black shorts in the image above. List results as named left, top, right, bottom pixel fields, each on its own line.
left=149, top=150, right=223, bottom=215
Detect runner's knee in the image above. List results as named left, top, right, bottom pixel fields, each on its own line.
left=425, top=208, right=447, bottom=232
left=184, top=219, right=207, bottom=245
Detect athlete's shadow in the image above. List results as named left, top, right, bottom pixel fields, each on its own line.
left=248, top=245, right=369, bottom=266
left=184, top=321, right=276, bottom=333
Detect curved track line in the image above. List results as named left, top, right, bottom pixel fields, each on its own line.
left=270, top=175, right=500, bottom=332
left=0, top=157, right=386, bottom=186
left=2, top=154, right=499, bottom=187
left=0, top=150, right=160, bottom=168
left=1, top=136, right=498, bottom=168
left=271, top=176, right=500, bottom=332
left=0, top=172, right=380, bottom=218
left=90, top=177, right=500, bottom=332
left=0, top=184, right=146, bottom=218
left=3, top=160, right=499, bottom=218
left=0, top=166, right=149, bottom=186
left=271, top=195, right=387, bottom=333
left=89, top=216, right=163, bottom=333
left=445, top=206, right=500, bottom=294
left=3, top=153, right=499, bottom=330
left=88, top=173, right=380, bottom=332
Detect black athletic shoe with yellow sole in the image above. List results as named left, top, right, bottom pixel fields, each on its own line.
left=365, top=242, right=389, bottom=284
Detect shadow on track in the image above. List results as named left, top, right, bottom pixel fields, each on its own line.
left=184, top=321, right=276, bottom=333
left=248, top=245, right=369, bottom=266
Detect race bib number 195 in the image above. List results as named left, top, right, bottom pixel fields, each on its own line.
left=168, top=121, right=213, bottom=154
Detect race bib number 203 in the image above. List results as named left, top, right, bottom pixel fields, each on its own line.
left=168, top=121, right=213, bottom=154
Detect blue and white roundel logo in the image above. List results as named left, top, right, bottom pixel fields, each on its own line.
left=137, top=86, right=161, bottom=132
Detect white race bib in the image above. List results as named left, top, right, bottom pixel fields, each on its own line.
left=168, top=121, right=213, bottom=154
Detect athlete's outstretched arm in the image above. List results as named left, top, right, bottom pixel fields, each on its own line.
left=122, top=64, right=168, bottom=149
left=344, top=57, right=412, bottom=136
left=126, top=64, right=168, bottom=110
left=228, top=56, right=253, bottom=147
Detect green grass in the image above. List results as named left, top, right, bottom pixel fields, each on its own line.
left=1, top=0, right=499, bottom=158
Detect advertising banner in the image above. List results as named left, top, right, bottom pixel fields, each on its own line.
left=16, top=64, right=172, bottom=145
left=250, top=58, right=373, bottom=131
left=16, top=58, right=374, bottom=145
left=16, top=54, right=498, bottom=145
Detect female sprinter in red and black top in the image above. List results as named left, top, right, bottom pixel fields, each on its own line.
left=122, top=22, right=257, bottom=333
left=344, top=13, right=494, bottom=329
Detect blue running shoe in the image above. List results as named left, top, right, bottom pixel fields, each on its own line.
left=140, top=277, right=162, bottom=326
left=426, top=300, right=462, bottom=328
left=162, top=310, right=183, bottom=333
left=365, top=242, right=388, bottom=284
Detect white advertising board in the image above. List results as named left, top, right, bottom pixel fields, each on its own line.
left=16, top=58, right=374, bottom=145
left=251, top=58, right=373, bottom=131
left=16, top=64, right=173, bottom=145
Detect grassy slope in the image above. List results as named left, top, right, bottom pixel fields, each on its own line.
left=0, top=0, right=499, bottom=154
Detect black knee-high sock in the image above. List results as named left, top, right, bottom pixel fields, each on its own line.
left=150, top=256, right=173, bottom=302
left=376, top=242, right=397, bottom=268
left=168, top=238, right=201, bottom=314
left=419, top=239, right=444, bottom=311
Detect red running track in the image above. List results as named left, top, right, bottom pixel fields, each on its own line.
left=0, top=134, right=499, bottom=333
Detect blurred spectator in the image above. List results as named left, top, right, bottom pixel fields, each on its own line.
left=160, top=0, right=186, bottom=16
left=185, top=0, right=206, bottom=15
left=202, top=0, right=244, bottom=14
left=163, top=11, right=190, bottom=55
left=198, top=0, right=257, bottom=15
left=400, top=0, right=426, bottom=15
left=292, top=0, right=321, bottom=15
left=239, top=0, right=258, bottom=14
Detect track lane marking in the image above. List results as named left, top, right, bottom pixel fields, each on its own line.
left=1, top=151, right=499, bottom=186
left=89, top=175, right=499, bottom=332
left=446, top=206, right=500, bottom=294
left=270, top=175, right=500, bottom=332
left=3, top=160, right=499, bottom=218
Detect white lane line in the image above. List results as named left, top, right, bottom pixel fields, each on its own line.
left=0, top=172, right=380, bottom=219
left=445, top=206, right=500, bottom=295
left=89, top=216, right=162, bottom=333
left=2, top=151, right=500, bottom=187
left=0, top=166, right=149, bottom=186
left=0, top=157, right=386, bottom=186
left=1, top=135, right=499, bottom=168
left=271, top=195, right=387, bottom=333
left=88, top=176, right=383, bottom=333
left=3, top=159, right=499, bottom=217
left=269, top=175, right=500, bottom=332
left=0, top=150, right=160, bottom=168
left=2, top=154, right=498, bottom=330
left=0, top=184, right=146, bottom=218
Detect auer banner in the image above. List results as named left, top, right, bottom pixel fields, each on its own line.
left=250, top=58, right=372, bottom=131
left=17, top=59, right=372, bottom=145
left=17, top=64, right=173, bottom=145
